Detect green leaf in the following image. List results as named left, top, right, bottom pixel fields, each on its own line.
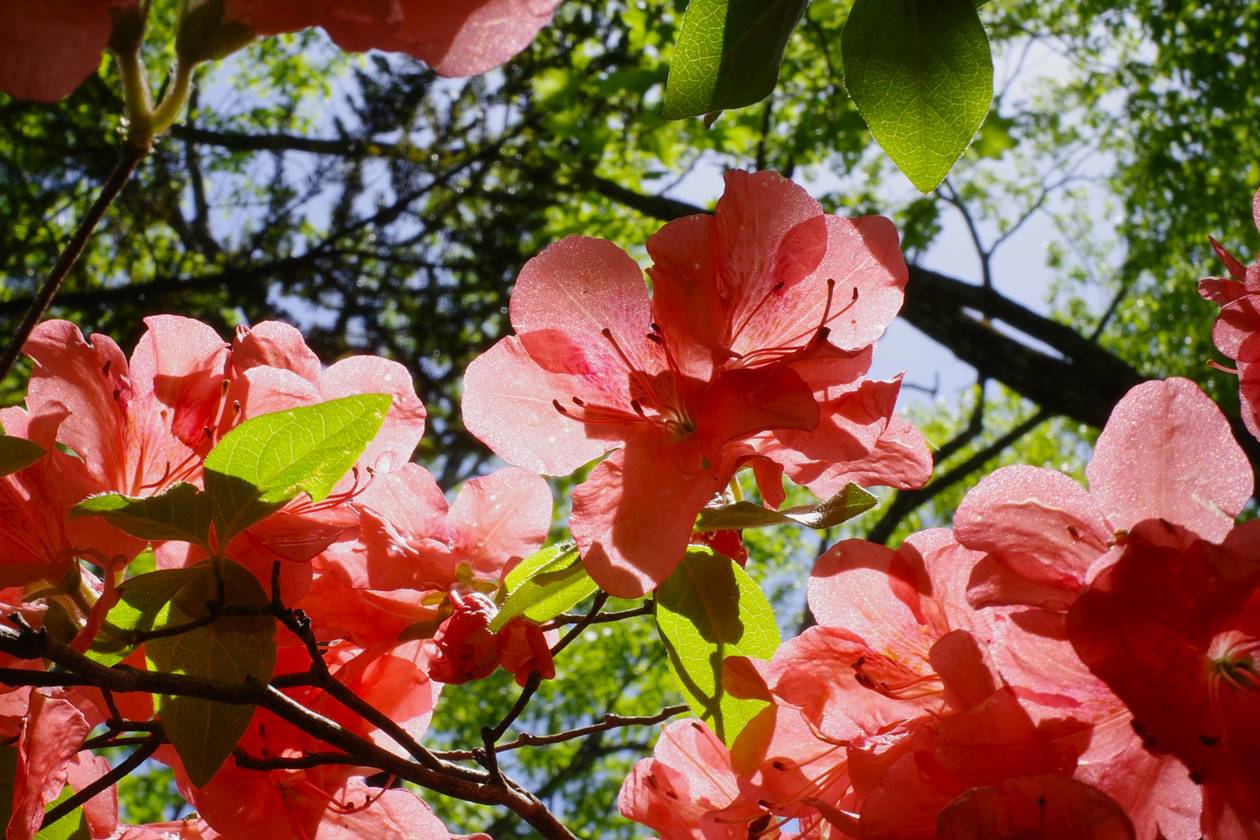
left=655, top=546, right=779, bottom=745
left=664, top=0, right=809, bottom=119
left=71, top=483, right=212, bottom=548
left=491, top=541, right=598, bottom=632
left=0, top=435, right=44, bottom=476
left=145, top=559, right=276, bottom=787
left=841, top=0, right=993, bottom=192
left=203, top=393, right=391, bottom=541
left=695, top=482, right=877, bottom=532
left=87, top=566, right=197, bottom=666
left=37, top=786, right=89, bottom=840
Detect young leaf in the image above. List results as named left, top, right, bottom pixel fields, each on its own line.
left=203, top=393, right=391, bottom=541
left=841, top=0, right=993, bottom=192
left=664, top=0, right=809, bottom=120
left=0, top=435, right=44, bottom=475
left=145, top=559, right=276, bottom=787
left=491, top=541, right=597, bottom=631
left=71, top=482, right=212, bottom=548
left=655, top=546, right=780, bottom=746
left=87, top=566, right=197, bottom=667
left=695, top=483, right=877, bottom=532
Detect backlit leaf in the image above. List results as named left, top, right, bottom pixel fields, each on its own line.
left=71, top=482, right=212, bottom=548
left=841, top=0, right=993, bottom=191
left=492, top=541, right=597, bottom=631
left=664, top=0, right=809, bottom=119
left=0, top=435, right=44, bottom=476
left=695, top=483, right=877, bottom=532
left=146, top=559, right=276, bottom=787
left=203, top=393, right=391, bottom=541
left=655, top=546, right=779, bottom=745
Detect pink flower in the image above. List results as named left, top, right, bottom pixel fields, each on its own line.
left=224, top=0, right=561, bottom=77
left=1200, top=187, right=1260, bottom=441
left=428, top=590, right=501, bottom=684
left=463, top=171, right=928, bottom=596
left=953, top=377, right=1251, bottom=612
left=0, top=0, right=135, bottom=102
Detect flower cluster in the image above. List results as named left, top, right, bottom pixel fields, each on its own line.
left=0, top=316, right=550, bottom=838
left=619, top=376, right=1260, bottom=838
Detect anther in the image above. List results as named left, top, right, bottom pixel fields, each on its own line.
left=552, top=399, right=569, bottom=416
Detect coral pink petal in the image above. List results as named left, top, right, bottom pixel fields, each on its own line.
left=461, top=336, right=618, bottom=475
left=23, top=320, right=131, bottom=487
left=937, top=776, right=1136, bottom=840
left=646, top=214, right=725, bottom=378
left=1214, top=296, right=1260, bottom=361
left=447, top=467, right=552, bottom=579
left=320, top=355, right=427, bottom=475
left=232, top=321, right=321, bottom=382
left=571, top=438, right=728, bottom=598
left=8, top=693, right=91, bottom=840
left=1087, top=378, right=1251, bottom=543
left=715, top=171, right=827, bottom=335
left=808, top=538, right=935, bottom=655
left=131, top=315, right=230, bottom=448
left=0, top=0, right=114, bottom=101
left=954, top=464, right=1112, bottom=600
left=768, top=627, right=925, bottom=741
left=509, top=235, right=656, bottom=375
left=735, top=215, right=907, bottom=356
left=328, top=0, right=560, bottom=77
left=355, top=463, right=452, bottom=590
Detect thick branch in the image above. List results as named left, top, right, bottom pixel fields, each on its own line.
left=0, top=626, right=576, bottom=840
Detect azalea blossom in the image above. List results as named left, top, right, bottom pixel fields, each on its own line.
left=1068, top=518, right=1260, bottom=838
left=0, top=0, right=135, bottom=102
left=953, top=377, right=1251, bottom=612
left=223, top=0, right=562, bottom=77
left=463, top=170, right=929, bottom=597
left=1200, top=186, right=1260, bottom=441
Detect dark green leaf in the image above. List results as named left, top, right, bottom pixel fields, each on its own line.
left=841, top=0, right=993, bottom=191
left=203, top=393, right=391, bottom=541
left=146, top=559, right=276, bottom=786
left=695, top=483, right=877, bottom=531
left=655, top=546, right=779, bottom=745
left=0, top=435, right=44, bottom=476
left=87, top=566, right=197, bottom=667
left=491, top=541, right=597, bottom=631
left=664, top=0, right=809, bottom=119
left=71, top=482, right=212, bottom=548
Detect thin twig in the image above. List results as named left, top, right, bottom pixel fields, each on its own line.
left=542, top=601, right=651, bottom=630
left=41, top=732, right=161, bottom=829
left=0, top=145, right=147, bottom=381
left=438, top=704, right=690, bottom=761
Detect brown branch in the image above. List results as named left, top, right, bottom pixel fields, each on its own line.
left=0, top=144, right=146, bottom=381
left=41, top=732, right=161, bottom=829
left=542, top=601, right=652, bottom=630
left=438, top=704, right=690, bottom=761
left=0, top=625, right=577, bottom=840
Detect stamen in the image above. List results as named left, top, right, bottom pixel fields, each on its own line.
left=730, top=281, right=786, bottom=345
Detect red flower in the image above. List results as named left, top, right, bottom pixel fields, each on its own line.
left=428, top=590, right=501, bottom=684
left=0, top=0, right=135, bottom=102
left=1067, top=518, right=1260, bottom=836
left=224, top=0, right=560, bottom=77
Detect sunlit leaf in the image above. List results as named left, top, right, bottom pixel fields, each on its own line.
left=664, top=0, right=809, bottom=119
left=655, top=546, right=779, bottom=745
left=71, top=482, right=212, bottom=548
left=203, top=394, right=391, bottom=541
left=492, top=541, right=598, bottom=631
left=695, top=483, right=877, bottom=532
left=841, top=0, right=993, bottom=191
